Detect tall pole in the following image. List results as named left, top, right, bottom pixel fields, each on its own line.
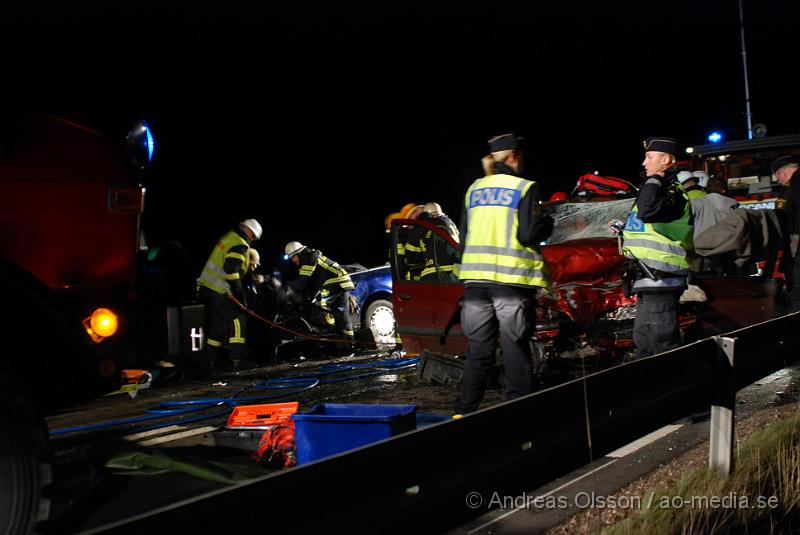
left=738, top=0, right=753, bottom=140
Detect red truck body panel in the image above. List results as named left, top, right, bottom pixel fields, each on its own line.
left=0, top=112, right=140, bottom=290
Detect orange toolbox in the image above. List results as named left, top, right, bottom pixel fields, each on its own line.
left=226, top=402, right=299, bottom=429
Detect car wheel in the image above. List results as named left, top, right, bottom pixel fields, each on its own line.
left=364, top=299, right=396, bottom=347
left=0, top=398, right=50, bottom=535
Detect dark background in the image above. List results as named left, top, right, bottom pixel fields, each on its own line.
left=2, top=0, right=798, bottom=270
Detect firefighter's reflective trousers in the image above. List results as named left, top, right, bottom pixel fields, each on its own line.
left=321, top=289, right=354, bottom=341
left=198, top=285, right=247, bottom=365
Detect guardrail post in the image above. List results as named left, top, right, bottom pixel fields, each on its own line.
left=709, top=336, right=736, bottom=474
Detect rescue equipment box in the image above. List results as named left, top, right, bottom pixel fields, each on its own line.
left=227, top=402, right=299, bottom=429
left=293, top=403, right=417, bottom=464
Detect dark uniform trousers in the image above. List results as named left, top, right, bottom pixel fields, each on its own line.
left=632, top=290, right=681, bottom=359
left=455, top=285, right=537, bottom=414
left=199, top=285, right=247, bottom=367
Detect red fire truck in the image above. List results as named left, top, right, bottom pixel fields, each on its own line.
left=0, top=110, right=154, bottom=532
left=687, top=133, right=800, bottom=209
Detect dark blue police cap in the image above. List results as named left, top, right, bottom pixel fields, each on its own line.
left=643, top=137, right=678, bottom=157
left=771, top=155, right=800, bottom=174
left=488, top=133, right=525, bottom=153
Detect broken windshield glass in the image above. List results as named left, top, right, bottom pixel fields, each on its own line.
left=544, top=198, right=634, bottom=244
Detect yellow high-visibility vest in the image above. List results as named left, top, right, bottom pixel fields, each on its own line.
left=622, top=185, right=693, bottom=289
left=455, top=174, right=550, bottom=290
left=197, top=230, right=250, bottom=295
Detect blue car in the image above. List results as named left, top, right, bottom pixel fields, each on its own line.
left=346, top=263, right=396, bottom=346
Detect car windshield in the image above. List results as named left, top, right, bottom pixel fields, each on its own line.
left=545, top=198, right=634, bottom=244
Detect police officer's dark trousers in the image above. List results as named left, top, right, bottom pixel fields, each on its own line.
left=633, top=289, right=681, bottom=359
left=455, top=285, right=537, bottom=414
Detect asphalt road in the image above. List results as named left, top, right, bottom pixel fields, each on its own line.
left=40, top=353, right=799, bottom=533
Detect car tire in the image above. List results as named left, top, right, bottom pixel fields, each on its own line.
left=364, top=299, right=396, bottom=347
left=0, top=397, right=50, bottom=535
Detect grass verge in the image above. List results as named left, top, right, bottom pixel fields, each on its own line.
left=604, top=406, right=800, bottom=535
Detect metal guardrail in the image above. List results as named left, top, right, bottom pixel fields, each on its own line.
left=707, top=312, right=800, bottom=473
left=84, top=313, right=800, bottom=534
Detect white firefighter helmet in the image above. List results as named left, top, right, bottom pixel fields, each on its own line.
left=676, top=170, right=694, bottom=184
left=285, top=241, right=307, bottom=258
left=692, top=170, right=710, bottom=189
left=422, top=202, right=443, bottom=217
left=239, top=219, right=263, bottom=240
left=248, top=248, right=261, bottom=268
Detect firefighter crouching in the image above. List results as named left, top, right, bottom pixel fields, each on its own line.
left=453, top=133, right=554, bottom=415
left=284, top=241, right=356, bottom=347
left=620, top=137, right=693, bottom=359
left=196, top=218, right=262, bottom=370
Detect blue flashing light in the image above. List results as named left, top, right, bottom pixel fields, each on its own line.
left=707, top=131, right=723, bottom=143
left=143, top=121, right=155, bottom=162
left=283, top=254, right=289, bottom=261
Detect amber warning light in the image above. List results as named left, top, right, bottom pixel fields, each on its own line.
left=83, top=308, right=119, bottom=342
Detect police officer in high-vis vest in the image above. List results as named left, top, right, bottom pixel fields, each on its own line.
left=453, top=134, right=554, bottom=415
left=621, top=137, right=693, bottom=358
left=197, top=219, right=262, bottom=370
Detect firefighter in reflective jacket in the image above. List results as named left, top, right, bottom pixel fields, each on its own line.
left=406, top=202, right=461, bottom=281
left=284, top=241, right=355, bottom=342
left=197, top=219, right=262, bottom=369
left=453, top=134, right=554, bottom=415
left=621, top=137, right=693, bottom=359
left=393, top=204, right=424, bottom=280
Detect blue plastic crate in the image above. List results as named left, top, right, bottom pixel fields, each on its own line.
left=293, top=403, right=417, bottom=464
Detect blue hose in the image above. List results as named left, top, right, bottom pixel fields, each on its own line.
left=49, top=356, right=419, bottom=436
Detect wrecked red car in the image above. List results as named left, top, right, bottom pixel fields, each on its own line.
left=390, top=197, right=785, bottom=361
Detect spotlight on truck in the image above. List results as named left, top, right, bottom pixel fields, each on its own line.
left=125, top=119, right=156, bottom=170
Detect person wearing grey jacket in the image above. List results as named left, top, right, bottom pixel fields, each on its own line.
left=691, top=179, right=738, bottom=238
left=690, top=177, right=738, bottom=274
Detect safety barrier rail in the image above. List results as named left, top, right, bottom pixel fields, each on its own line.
left=85, top=312, right=800, bottom=534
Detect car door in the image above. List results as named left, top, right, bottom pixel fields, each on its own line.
left=390, top=219, right=466, bottom=355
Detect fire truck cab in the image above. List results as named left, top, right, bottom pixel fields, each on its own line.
left=0, top=110, right=154, bottom=533
left=687, top=133, right=800, bottom=209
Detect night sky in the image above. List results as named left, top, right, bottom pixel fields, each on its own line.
left=2, top=0, right=798, bottom=271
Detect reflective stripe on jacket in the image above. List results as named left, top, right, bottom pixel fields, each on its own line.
left=686, top=189, right=707, bottom=200
left=455, top=174, right=550, bottom=290
left=622, top=188, right=693, bottom=289
left=294, top=249, right=355, bottom=295
left=197, top=230, right=250, bottom=295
